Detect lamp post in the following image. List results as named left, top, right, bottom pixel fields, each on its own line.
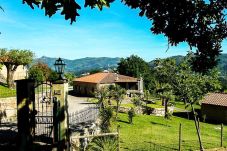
left=53, top=57, right=69, bottom=150
left=54, top=57, right=66, bottom=80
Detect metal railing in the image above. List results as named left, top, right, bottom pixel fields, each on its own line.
left=69, top=106, right=99, bottom=125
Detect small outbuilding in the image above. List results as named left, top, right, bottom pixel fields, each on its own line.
left=201, top=93, right=227, bottom=123
left=73, top=72, right=143, bottom=96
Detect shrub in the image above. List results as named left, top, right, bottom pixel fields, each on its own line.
left=128, top=107, right=135, bottom=124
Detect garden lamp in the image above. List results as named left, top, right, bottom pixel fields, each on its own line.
left=54, top=57, right=66, bottom=80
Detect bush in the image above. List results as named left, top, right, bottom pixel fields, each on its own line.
left=87, top=136, right=118, bottom=151
left=100, top=107, right=113, bottom=133
left=128, top=107, right=135, bottom=124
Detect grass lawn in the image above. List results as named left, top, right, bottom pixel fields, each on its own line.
left=172, top=101, right=201, bottom=111
left=0, top=85, right=16, bottom=98
left=113, top=113, right=226, bottom=151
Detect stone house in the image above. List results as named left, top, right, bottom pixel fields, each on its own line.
left=73, top=72, right=143, bottom=96
left=201, top=93, right=227, bottom=123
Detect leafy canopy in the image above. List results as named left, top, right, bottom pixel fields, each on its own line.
left=152, top=55, right=221, bottom=105
left=117, top=55, right=154, bottom=89
left=23, top=0, right=227, bottom=73
left=28, top=62, right=52, bottom=83
left=0, top=48, right=33, bottom=66
left=0, top=48, right=33, bottom=88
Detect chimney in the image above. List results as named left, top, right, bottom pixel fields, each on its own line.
left=115, top=73, right=119, bottom=81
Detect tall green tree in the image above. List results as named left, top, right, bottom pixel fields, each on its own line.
left=117, top=55, right=154, bottom=90
left=152, top=58, right=177, bottom=117
left=0, top=49, right=34, bottom=88
left=153, top=58, right=178, bottom=86
left=23, top=0, right=227, bottom=73
left=154, top=82, right=174, bottom=119
left=171, top=56, right=221, bottom=150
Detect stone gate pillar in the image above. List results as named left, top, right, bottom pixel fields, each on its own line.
left=16, top=79, right=35, bottom=151
left=52, top=80, right=69, bottom=151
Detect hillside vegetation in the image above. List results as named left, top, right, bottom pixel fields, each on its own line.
left=37, top=53, right=227, bottom=76
left=35, top=56, right=120, bottom=75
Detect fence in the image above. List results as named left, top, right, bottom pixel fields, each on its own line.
left=118, top=121, right=227, bottom=151
left=69, top=106, right=99, bottom=125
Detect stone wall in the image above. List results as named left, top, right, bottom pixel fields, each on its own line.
left=0, top=97, right=17, bottom=121
left=117, top=106, right=174, bottom=116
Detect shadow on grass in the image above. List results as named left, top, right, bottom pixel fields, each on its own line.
left=150, top=121, right=171, bottom=127
left=0, top=82, right=7, bottom=87
left=122, top=141, right=178, bottom=151
left=117, top=119, right=129, bottom=124
left=79, top=102, right=97, bottom=105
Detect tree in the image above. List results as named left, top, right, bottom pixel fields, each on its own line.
left=28, top=62, right=52, bottom=83
left=28, top=67, right=44, bottom=83
left=48, top=70, right=59, bottom=82
left=128, top=107, right=135, bottom=124
left=153, top=58, right=178, bottom=86
left=99, top=106, right=113, bottom=133
left=109, top=85, right=126, bottom=120
left=0, top=49, right=34, bottom=88
left=95, top=86, right=110, bottom=110
left=117, top=55, right=154, bottom=90
left=152, top=58, right=177, bottom=118
left=173, top=56, right=221, bottom=150
left=23, top=0, right=227, bottom=73
left=64, top=72, right=75, bottom=85
left=154, top=82, right=174, bottom=119
left=89, top=68, right=103, bottom=74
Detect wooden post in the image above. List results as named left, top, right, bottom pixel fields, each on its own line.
left=117, top=125, right=120, bottom=151
left=178, top=123, right=182, bottom=151
left=221, top=123, right=223, bottom=147
left=198, top=118, right=200, bottom=131
left=191, top=104, right=204, bottom=151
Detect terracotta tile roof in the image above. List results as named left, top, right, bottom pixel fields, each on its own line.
left=202, top=93, right=227, bottom=107
left=114, top=74, right=138, bottom=83
left=73, top=72, right=138, bottom=84
left=73, top=72, right=109, bottom=83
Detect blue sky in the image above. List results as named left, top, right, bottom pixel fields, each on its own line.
left=0, top=0, right=226, bottom=61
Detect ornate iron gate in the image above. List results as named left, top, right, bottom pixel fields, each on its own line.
left=33, top=82, right=54, bottom=143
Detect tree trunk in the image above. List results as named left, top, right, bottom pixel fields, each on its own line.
left=191, top=103, right=204, bottom=151
left=162, top=98, right=165, bottom=106
left=115, top=100, right=122, bottom=121
left=115, top=102, right=119, bottom=121
left=164, top=99, right=168, bottom=118
left=6, top=64, right=16, bottom=88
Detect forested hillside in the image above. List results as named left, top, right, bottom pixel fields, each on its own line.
left=35, top=56, right=121, bottom=75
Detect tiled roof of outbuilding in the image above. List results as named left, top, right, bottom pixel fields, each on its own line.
left=73, top=72, right=138, bottom=84
left=202, top=93, right=227, bottom=107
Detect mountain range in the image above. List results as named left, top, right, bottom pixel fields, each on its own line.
left=36, top=53, right=227, bottom=76
left=35, top=56, right=121, bottom=75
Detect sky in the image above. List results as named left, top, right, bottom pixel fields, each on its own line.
left=0, top=0, right=226, bottom=61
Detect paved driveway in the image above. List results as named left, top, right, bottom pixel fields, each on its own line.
left=67, top=95, right=96, bottom=113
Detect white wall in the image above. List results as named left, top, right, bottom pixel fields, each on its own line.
left=0, top=65, right=27, bottom=80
